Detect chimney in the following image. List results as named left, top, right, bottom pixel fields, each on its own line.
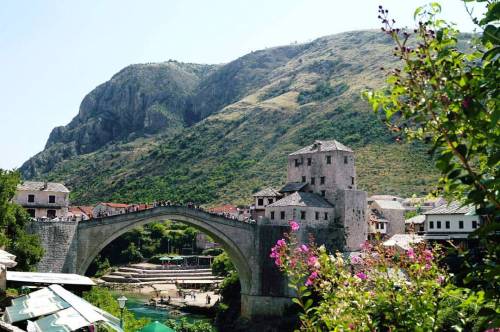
left=42, top=182, right=48, bottom=190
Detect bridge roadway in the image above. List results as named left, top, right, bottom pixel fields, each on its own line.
left=30, top=205, right=293, bottom=319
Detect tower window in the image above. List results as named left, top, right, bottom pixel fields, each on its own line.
left=270, top=211, right=275, bottom=220
left=302, top=176, right=306, bottom=183
left=300, top=211, right=306, bottom=220
left=326, top=155, right=331, bottom=164
left=324, top=212, right=328, bottom=220
left=351, top=177, right=355, bottom=185
left=315, top=211, right=319, bottom=220
left=321, top=190, right=326, bottom=197
left=307, top=158, right=311, bottom=166
left=459, top=220, right=464, bottom=229
left=311, top=177, right=315, bottom=185
left=280, top=211, right=285, bottom=220
left=28, top=194, right=35, bottom=203
left=295, top=159, right=300, bottom=167
left=344, top=156, right=348, bottom=164
left=320, top=177, right=325, bottom=185
left=49, top=195, right=56, bottom=203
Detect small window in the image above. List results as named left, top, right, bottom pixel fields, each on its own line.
left=320, top=177, right=325, bottom=185
left=326, top=155, right=331, bottom=164
left=459, top=220, right=464, bottom=229
left=315, top=211, right=319, bottom=220
left=280, top=211, right=285, bottom=220
left=311, top=177, right=315, bottom=185
left=321, top=190, right=326, bottom=197
left=295, top=159, right=300, bottom=167
left=324, top=212, right=328, bottom=220
left=27, top=209, right=35, bottom=218
left=472, top=220, right=477, bottom=229
left=300, top=211, right=306, bottom=220
left=307, top=158, right=311, bottom=166
left=268, top=199, right=273, bottom=204
left=28, top=194, right=35, bottom=203
left=344, top=156, right=348, bottom=164
left=49, top=195, right=56, bottom=203
left=258, top=198, right=264, bottom=206
left=380, top=223, right=385, bottom=230
left=270, top=211, right=275, bottom=220
left=429, top=221, right=434, bottom=229
left=445, top=221, right=450, bottom=229
left=437, top=221, right=441, bottom=229
left=351, top=177, right=355, bottom=185
left=302, top=176, right=306, bottom=183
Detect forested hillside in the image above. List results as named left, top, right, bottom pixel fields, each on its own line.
left=21, top=30, right=439, bottom=205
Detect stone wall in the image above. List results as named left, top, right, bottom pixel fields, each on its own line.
left=26, top=221, right=78, bottom=273
left=334, top=189, right=367, bottom=251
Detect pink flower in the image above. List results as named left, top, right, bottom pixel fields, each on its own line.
left=307, top=255, right=318, bottom=266
left=407, top=248, right=415, bottom=261
left=300, top=244, right=309, bottom=253
left=289, top=220, right=300, bottom=231
left=423, top=249, right=433, bottom=262
left=274, top=257, right=282, bottom=267
left=425, top=263, right=431, bottom=271
left=276, top=239, right=286, bottom=247
left=360, top=241, right=372, bottom=251
left=356, top=272, right=368, bottom=280
left=305, top=271, right=318, bottom=286
left=350, top=255, right=363, bottom=265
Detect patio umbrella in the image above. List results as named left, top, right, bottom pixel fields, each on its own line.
left=138, top=321, right=175, bottom=332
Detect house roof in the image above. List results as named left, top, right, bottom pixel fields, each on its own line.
left=267, top=192, right=333, bottom=208
left=209, top=204, right=238, bottom=214
left=7, top=272, right=95, bottom=286
left=289, top=140, right=352, bottom=156
left=423, top=201, right=475, bottom=215
left=99, top=202, right=130, bottom=208
left=252, top=188, right=282, bottom=197
left=374, top=199, right=405, bottom=210
left=405, top=215, right=426, bottom=224
left=69, top=206, right=93, bottom=216
left=280, top=182, right=307, bottom=193
left=369, top=195, right=403, bottom=202
left=383, top=234, right=424, bottom=251
left=17, top=181, right=70, bottom=193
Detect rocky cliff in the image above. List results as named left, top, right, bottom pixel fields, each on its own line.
left=21, top=31, right=439, bottom=204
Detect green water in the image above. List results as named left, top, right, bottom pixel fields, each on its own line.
left=113, top=292, right=212, bottom=324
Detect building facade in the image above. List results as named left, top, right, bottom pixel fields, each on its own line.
left=368, top=199, right=406, bottom=240
left=14, top=181, right=70, bottom=219
left=422, top=202, right=480, bottom=241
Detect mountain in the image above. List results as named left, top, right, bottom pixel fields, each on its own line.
left=20, top=30, right=439, bottom=205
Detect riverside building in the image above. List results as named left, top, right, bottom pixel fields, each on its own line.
left=14, top=181, right=70, bottom=219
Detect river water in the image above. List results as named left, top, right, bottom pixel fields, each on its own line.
left=115, top=292, right=213, bottom=324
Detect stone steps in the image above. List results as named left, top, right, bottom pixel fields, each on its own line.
left=101, top=275, right=224, bottom=283
left=112, top=272, right=214, bottom=278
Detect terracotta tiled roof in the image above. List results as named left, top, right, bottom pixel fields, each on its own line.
left=289, top=140, right=352, bottom=155
left=100, top=202, right=130, bottom=208
left=209, top=204, right=238, bottom=214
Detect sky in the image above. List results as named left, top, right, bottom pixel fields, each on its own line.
left=0, top=0, right=484, bottom=169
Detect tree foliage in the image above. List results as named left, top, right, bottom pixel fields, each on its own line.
left=0, top=170, right=43, bottom=271
left=363, top=0, right=499, bottom=317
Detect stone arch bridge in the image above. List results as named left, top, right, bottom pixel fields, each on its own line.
left=28, top=206, right=301, bottom=319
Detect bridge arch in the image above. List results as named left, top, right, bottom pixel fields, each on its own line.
left=75, top=206, right=256, bottom=295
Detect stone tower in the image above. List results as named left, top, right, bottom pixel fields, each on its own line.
left=266, top=140, right=367, bottom=251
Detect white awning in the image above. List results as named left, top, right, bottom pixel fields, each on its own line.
left=2, top=285, right=122, bottom=332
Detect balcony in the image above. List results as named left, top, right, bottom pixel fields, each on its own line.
left=22, top=201, right=67, bottom=209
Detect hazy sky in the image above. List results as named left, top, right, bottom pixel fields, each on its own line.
left=0, top=0, right=483, bottom=169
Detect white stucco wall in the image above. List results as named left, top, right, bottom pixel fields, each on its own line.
left=424, top=213, right=480, bottom=238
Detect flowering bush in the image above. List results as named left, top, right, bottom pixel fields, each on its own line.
left=271, top=221, right=487, bottom=331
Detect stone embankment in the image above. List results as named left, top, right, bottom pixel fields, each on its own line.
left=101, top=264, right=224, bottom=285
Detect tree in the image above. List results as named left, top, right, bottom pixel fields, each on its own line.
left=0, top=170, right=43, bottom=271
left=364, top=1, right=499, bottom=319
